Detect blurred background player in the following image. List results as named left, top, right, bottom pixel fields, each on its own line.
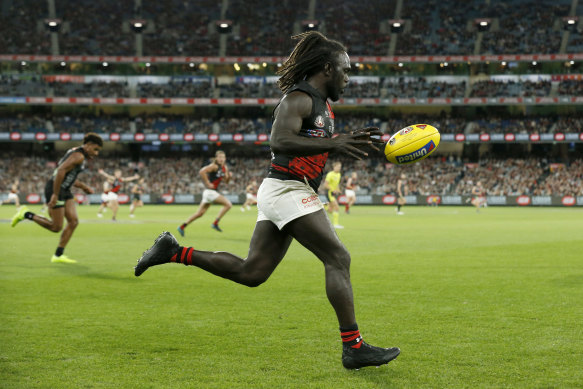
left=1, top=179, right=20, bottom=207
left=471, top=181, right=486, bottom=212
left=97, top=168, right=140, bottom=221
left=241, top=179, right=258, bottom=212
left=135, top=32, right=399, bottom=370
left=177, top=150, right=232, bottom=235
left=11, top=133, right=102, bottom=263
left=396, top=173, right=407, bottom=215
left=324, top=161, right=343, bottom=229
left=129, top=177, right=146, bottom=218
left=344, top=172, right=358, bottom=214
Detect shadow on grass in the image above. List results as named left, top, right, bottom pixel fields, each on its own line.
left=53, top=263, right=132, bottom=281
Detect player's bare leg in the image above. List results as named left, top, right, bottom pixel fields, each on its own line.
left=30, top=206, right=65, bottom=232
left=211, top=195, right=232, bottom=232
left=136, top=220, right=292, bottom=285
left=58, top=200, right=79, bottom=249
left=286, top=210, right=399, bottom=369
left=177, top=202, right=210, bottom=236
left=110, top=200, right=119, bottom=221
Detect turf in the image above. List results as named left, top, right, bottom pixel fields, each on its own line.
left=1, top=204, right=582, bottom=388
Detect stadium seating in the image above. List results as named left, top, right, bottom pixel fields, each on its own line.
left=0, top=0, right=581, bottom=56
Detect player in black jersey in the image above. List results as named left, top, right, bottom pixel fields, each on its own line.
left=129, top=177, right=146, bottom=218
left=135, top=32, right=399, bottom=369
left=11, top=133, right=103, bottom=263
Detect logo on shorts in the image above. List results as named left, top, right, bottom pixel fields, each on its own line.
left=302, top=194, right=319, bottom=204
left=301, top=194, right=321, bottom=208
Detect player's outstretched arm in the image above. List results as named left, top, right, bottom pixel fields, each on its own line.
left=73, top=180, right=94, bottom=194
left=122, top=174, right=140, bottom=182
left=270, top=92, right=373, bottom=160
left=98, top=169, right=115, bottom=180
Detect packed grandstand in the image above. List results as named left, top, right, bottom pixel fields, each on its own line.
left=0, top=0, right=582, bottom=206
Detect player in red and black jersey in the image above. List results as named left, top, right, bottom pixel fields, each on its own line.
left=97, top=169, right=140, bottom=221
left=135, top=32, right=398, bottom=370
left=11, top=133, right=102, bottom=263
left=177, top=150, right=233, bottom=235
left=344, top=172, right=358, bottom=214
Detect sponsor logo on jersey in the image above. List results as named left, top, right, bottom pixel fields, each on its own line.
left=396, top=140, right=436, bottom=163
left=314, top=115, right=325, bottom=128
left=302, top=128, right=327, bottom=138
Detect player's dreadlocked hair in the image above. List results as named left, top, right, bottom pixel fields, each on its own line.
left=277, top=32, right=347, bottom=94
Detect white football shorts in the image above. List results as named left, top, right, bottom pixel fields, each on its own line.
left=257, top=178, right=323, bottom=230
left=201, top=189, right=221, bottom=204
left=345, top=189, right=356, bottom=198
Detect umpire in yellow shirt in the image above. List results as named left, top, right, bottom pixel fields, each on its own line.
left=324, top=161, right=343, bottom=229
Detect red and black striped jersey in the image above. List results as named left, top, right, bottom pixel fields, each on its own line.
left=267, top=81, right=335, bottom=192
left=110, top=178, right=122, bottom=193
left=208, top=165, right=226, bottom=190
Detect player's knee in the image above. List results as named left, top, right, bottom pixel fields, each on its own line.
left=49, top=223, right=63, bottom=233
left=240, top=268, right=269, bottom=287
left=68, top=218, right=79, bottom=229
left=225, top=201, right=232, bottom=210
left=327, top=250, right=351, bottom=272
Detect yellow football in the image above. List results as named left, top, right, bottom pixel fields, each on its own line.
left=384, top=124, right=441, bottom=164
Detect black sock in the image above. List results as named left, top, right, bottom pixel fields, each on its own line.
left=24, top=212, right=35, bottom=220
left=340, top=324, right=363, bottom=349
left=397, top=205, right=401, bottom=211
left=55, top=247, right=64, bottom=257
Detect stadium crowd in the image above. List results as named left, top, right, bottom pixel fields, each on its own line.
left=3, top=76, right=583, bottom=99
left=2, top=113, right=582, bottom=135
left=0, top=0, right=580, bottom=56
left=2, top=155, right=582, bottom=199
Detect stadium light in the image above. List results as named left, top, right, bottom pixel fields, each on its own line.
left=130, top=19, right=146, bottom=33
left=102, top=62, right=109, bottom=67
left=563, top=17, right=578, bottom=31
left=475, top=18, right=491, bottom=32
left=389, top=19, right=404, bottom=33
left=216, top=20, right=233, bottom=34
left=44, top=18, right=61, bottom=32
left=302, top=20, right=319, bottom=32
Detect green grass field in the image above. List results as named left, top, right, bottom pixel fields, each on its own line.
left=1, top=204, right=582, bottom=388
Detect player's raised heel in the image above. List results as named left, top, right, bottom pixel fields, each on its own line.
left=341, top=342, right=400, bottom=370
left=134, top=231, right=179, bottom=277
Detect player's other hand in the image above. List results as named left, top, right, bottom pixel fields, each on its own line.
left=48, top=194, right=58, bottom=208
left=84, top=187, right=94, bottom=194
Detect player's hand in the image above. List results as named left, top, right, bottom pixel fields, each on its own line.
left=351, top=127, right=385, bottom=152
left=84, top=187, right=94, bottom=194
left=48, top=194, right=58, bottom=208
left=331, top=130, right=379, bottom=159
